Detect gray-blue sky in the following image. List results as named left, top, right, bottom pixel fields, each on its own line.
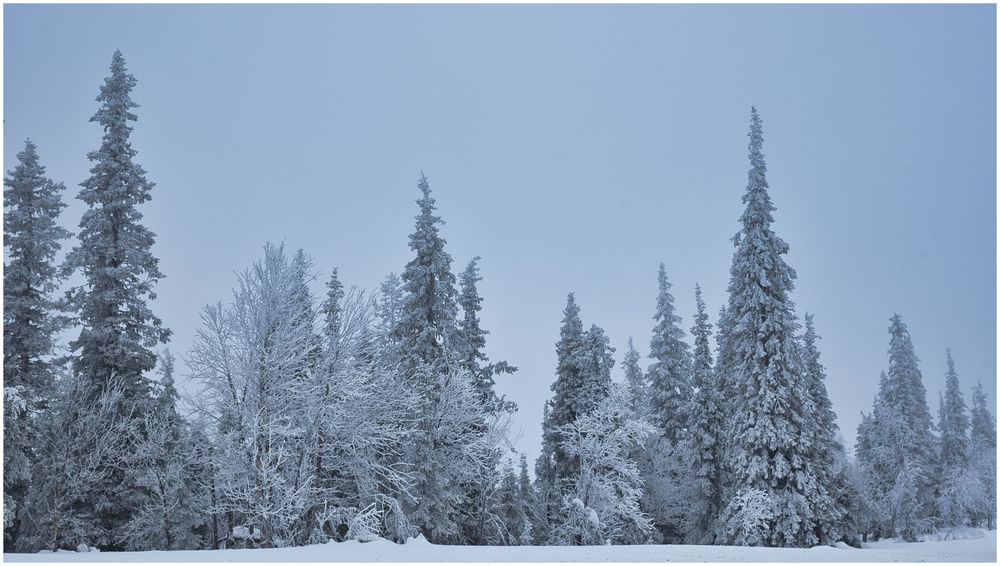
left=5, top=4, right=996, bottom=468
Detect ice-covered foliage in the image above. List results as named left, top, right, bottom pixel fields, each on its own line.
left=457, top=257, right=517, bottom=414
left=640, top=436, right=697, bottom=543
left=718, top=488, right=773, bottom=547
left=189, top=243, right=421, bottom=547
left=684, top=284, right=724, bottom=543
left=855, top=315, right=942, bottom=541
left=553, top=385, right=655, bottom=545
left=647, top=264, right=691, bottom=445
left=538, top=295, right=614, bottom=509
left=882, top=315, right=935, bottom=514
left=3, top=139, right=70, bottom=393
left=799, top=314, right=849, bottom=544
left=64, top=50, right=170, bottom=401
left=389, top=173, right=512, bottom=545
left=55, top=51, right=171, bottom=549
left=967, top=382, right=997, bottom=529
left=715, top=108, right=825, bottom=548
left=393, top=172, right=459, bottom=374
left=4, top=139, right=72, bottom=548
left=404, top=360, right=511, bottom=544
left=188, top=243, right=321, bottom=547
left=17, top=378, right=137, bottom=552
left=938, top=349, right=970, bottom=470
left=121, top=351, right=210, bottom=550
left=621, top=338, right=648, bottom=420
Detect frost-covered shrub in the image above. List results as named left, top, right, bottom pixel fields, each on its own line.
left=718, top=488, right=773, bottom=546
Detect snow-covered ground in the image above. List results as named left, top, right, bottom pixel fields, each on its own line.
left=6, top=531, right=996, bottom=563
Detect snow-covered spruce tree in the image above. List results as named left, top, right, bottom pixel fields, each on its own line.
left=516, top=454, right=536, bottom=545
left=457, top=256, right=517, bottom=412
left=494, top=463, right=526, bottom=545
left=934, top=350, right=983, bottom=532
left=855, top=372, right=927, bottom=541
left=3, top=140, right=71, bottom=549
left=538, top=294, right=588, bottom=489
left=871, top=315, right=936, bottom=532
left=684, top=284, right=723, bottom=543
left=553, top=384, right=655, bottom=546
left=968, top=382, right=996, bottom=528
left=641, top=271, right=697, bottom=543
left=715, top=108, right=821, bottom=547
left=537, top=297, right=616, bottom=541
left=392, top=173, right=506, bottom=544
left=59, top=50, right=171, bottom=550
left=622, top=337, right=648, bottom=419
left=122, top=351, right=209, bottom=550
left=392, top=172, right=459, bottom=373
left=799, top=314, right=848, bottom=544
left=376, top=273, right=404, bottom=347
left=188, top=243, right=318, bottom=548
left=455, top=257, right=517, bottom=544
left=647, top=263, right=691, bottom=444
left=938, top=349, right=969, bottom=471
left=712, top=302, right=738, bottom=511
left=580, top=325, right=615, bottom=413
left=321, top=269, right=346, bottom=365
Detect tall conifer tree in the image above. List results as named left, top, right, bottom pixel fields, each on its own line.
left=622, top=337, right=647, bottom=419
left=716, top=108, right=820, bottom=547
left=685, top=284, right=723, bottom=543
left=3, top=140, right=71, bottom=548
left=938, top=348, right=969, bottom=470
left=968, top=382, right=997, bottom=528
left=393, top=172, right=458, bottom=374
left=61, top=50, right=171, bottom=549
left=800, top=314, right=846, bottom=544
left=540, top=294, right=587, bottom=484
left=882, top=315, right=935, bottom=520
left=647, top=263, right=690, bottom=444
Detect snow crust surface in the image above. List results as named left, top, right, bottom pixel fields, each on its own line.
left=6, top=530, right=995, bottom=562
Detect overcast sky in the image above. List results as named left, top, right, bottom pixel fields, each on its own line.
left=5, top=4, right=996, bottom=468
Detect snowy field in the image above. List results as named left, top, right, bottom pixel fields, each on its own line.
left=6, top=531, right=996, bottom=563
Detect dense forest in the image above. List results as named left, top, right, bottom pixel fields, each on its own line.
left=3, top=51, right=996, bottom=553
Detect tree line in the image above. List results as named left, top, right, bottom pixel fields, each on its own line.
left=3, top=51, right=996, bottom=553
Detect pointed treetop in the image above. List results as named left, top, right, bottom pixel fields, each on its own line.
left=562, top=293, right=582, bottom=332
left=738, top=106, right=778, bottom=244
left=416, top=171, right=438, bottom=217
left=691, top=283, right=713, bottom=365
left=18, top=138, right=38, bottom=161
left=93, top=49, right=139, bottom=128
left=459, top=257, right=484, bottom=310
left=323, top=268, right=345, bottom=349
left=970, top=381, right=997, bottom=449
left=693, top=283, right=709, bottom=329
left=157, top=349, right=178, bottom=406
left=803, top=312, right=818, bottom=347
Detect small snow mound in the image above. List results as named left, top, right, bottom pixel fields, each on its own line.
left=75, top=544, right=89, bottom=553
left=406, top=534, right=432, bottom=545
left=833, top=541, right=853, bottom=549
